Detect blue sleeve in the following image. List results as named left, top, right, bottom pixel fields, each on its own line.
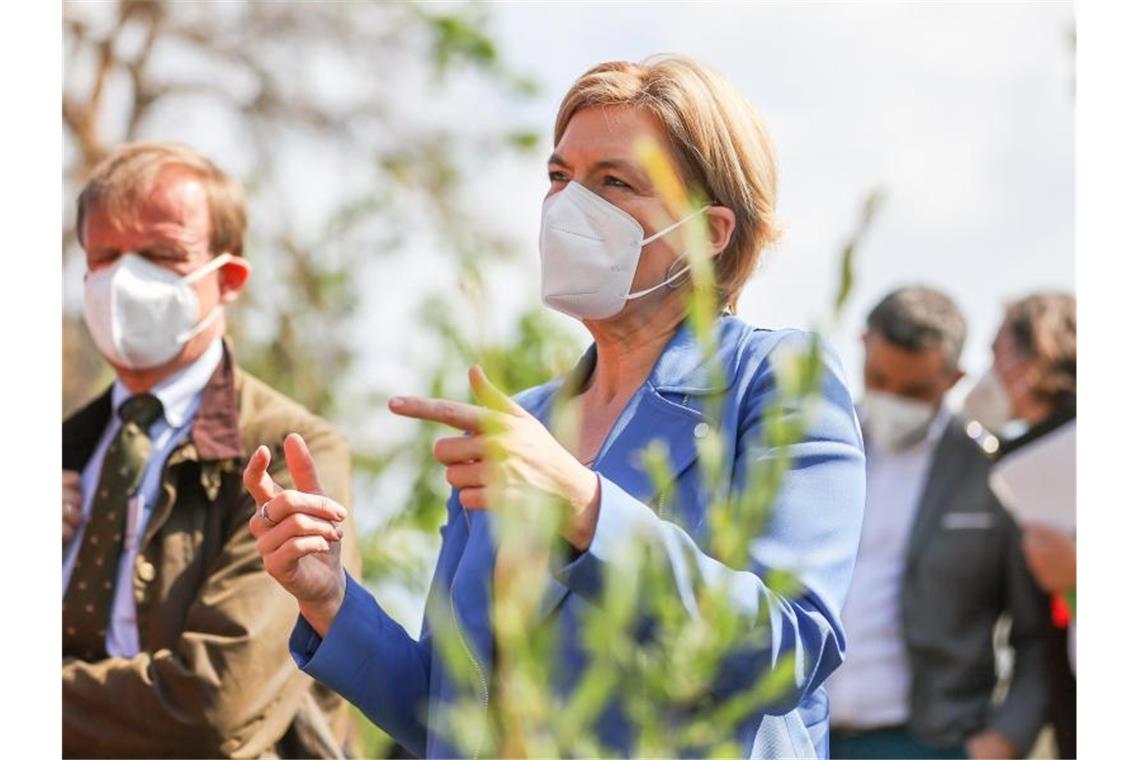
left=554, top=331, right=866, bottom=713
left=289, top=494, right=466, bottom=757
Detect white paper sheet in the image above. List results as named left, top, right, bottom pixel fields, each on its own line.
left=988, top=420, right=1076, bottom=532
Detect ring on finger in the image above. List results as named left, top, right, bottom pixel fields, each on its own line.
left=260, top=501, right=279, bottom=526
left=64, top=502, right=75, bottom=517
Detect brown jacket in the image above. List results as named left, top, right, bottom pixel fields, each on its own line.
left=62, top=344, right=361, bottom=758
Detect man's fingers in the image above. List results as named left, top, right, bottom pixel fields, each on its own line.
left=262, top=489, right=347, bottom=525
left=389, top=396, right=492, bottom=433
left=62, top=470, right=81, bottom=487
left=63, top=503, right=84, bottom=528
left=469, top=365, right=526, bottom=416
left=284, top=433, right=325, bottom=495
left=265, top=535, right=331, bottom=575
left=458, top=487, right=488, bottom=511
left=243, top=445, right=283, bottom=506
left=258, top=513, right=343, bottom=557
left=63, top=486, right=83, bottom=507
left=432, top=434, right=486, bottom=464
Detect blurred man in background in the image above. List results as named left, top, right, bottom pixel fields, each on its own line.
left=62, top=143, right=360, bottom=758
left=828, top=286, right=1048, bottom=759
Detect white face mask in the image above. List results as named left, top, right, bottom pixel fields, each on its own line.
left=83, top=252, right=234, bottom=370
left=861, top=390, right=938, bottom=452
left=962, top=366, right=1014, bottom=433
left=539, top=181, right=709, bottom=320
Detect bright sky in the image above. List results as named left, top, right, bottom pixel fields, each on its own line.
left=453, top=1, right=1075, bottom=400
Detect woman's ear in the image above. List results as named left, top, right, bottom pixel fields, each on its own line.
left=218, top=256, right=251, bottom=304
left=706, top=205, right=736, bottom=258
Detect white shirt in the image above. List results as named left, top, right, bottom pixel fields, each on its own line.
left=827, top=406, right=951, bottom=729
left=63, top=338, right=223, bottom=658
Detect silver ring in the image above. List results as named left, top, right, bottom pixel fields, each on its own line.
left=64, top=502, right=75, bottom=517
left=259, top=502, right=278, bottom=526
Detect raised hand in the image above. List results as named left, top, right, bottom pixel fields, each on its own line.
left=63, top=470, right=83, bottom=544
left=389, top=366, right=601, bottom=550
left=245, top=433, right=347, bottom=636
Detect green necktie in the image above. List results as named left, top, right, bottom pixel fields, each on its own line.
left=63, top=393, right=164, bottom=660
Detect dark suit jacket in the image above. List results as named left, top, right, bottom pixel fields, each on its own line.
left=901, top=416, right=1049, bottom=753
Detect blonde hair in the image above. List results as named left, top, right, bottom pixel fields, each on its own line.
left=76, top=142, right=247, bottom=257
left=554, top=55, right=781, bottom=312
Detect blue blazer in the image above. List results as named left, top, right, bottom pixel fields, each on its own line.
left=290, top=316, right=866, bottom=758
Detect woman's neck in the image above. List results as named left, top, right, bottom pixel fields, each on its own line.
left=584, top=302, right=687, bottom=404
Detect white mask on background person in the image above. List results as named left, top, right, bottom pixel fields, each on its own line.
left=539, top=180, right=709, bottom=320
left=860, top=390, right=938, bottom=452
left=962, top=367, right=1013, bottom=433
left=83, top=252, right=234, bottom=370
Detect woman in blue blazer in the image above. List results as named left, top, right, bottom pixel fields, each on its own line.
left=244, top=54, right=866, bottom=758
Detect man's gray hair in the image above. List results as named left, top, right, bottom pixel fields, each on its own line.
left=866, top=286, right=967, bottom=371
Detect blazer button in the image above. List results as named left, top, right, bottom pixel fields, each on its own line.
left=137, top=560, right=156, bottom=582
left=693, top=422, right=710, bottom=439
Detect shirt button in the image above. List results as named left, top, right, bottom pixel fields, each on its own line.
left=137, top=561, right=156, bottom=582
left=694, top=422, right=710, bottom=439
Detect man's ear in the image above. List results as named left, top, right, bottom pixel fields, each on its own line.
left=706, top=205, right=736, bottom=258
left=218, top=257, right=251, bottom=304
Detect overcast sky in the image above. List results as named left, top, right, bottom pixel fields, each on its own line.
left=448, top=1, right=1075, bottom=400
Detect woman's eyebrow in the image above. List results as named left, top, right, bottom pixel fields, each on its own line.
left=548, top=152, right=570, bottom=167
left=592, top=159, right=649, bottom=185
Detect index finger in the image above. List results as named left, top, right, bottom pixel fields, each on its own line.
left=243, top=445, right=283, bottom=506
left=389, top=396, right=493, bottom=433
left=62, top=470, right=81, bottom=487
left=284, top=433, right=324, bottom=495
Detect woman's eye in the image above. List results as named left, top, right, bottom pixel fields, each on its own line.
left=603, top=175, right=630, bottom=188
left=548, top=170, right=568, bottom=183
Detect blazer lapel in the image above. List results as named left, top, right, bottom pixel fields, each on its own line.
left=534, top=320, right=737, bottom=619
left=906, top=425, right=971, bottom=570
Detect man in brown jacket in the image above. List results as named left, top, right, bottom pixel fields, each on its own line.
left=62, top=142, right=360, bottom=758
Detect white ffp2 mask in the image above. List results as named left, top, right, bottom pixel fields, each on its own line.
left=860, top=390, right=938, bottom=452
left=83, top=252, right=234, bottom=370
left=539, top=181, right=708, bottom=320
left=962, top=367, right=1014, bottom=433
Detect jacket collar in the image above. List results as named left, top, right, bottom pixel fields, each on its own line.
left=530, top=316, right=746, bottom=620
left=189, top=339, right=244, bottom=462
left=905, top=416, right=974, bottom=569
left=552, top=314, right=742, bottom=407
left=62, top=340, right=245, bottom=470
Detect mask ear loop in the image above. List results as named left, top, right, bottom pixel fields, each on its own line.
left=179, top=252, right=235, bottom=285
left=175, top=253, right=236, bottom=343
left=640, top=206, right=711, bottom=246
left=628, top=207, right=710, bottom=300
left=627, top=258, right=692, bottom=300
left=176, top=305, right=225, bottom=344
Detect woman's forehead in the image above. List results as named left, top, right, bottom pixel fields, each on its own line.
left=553, top=105, right=664, bottom=161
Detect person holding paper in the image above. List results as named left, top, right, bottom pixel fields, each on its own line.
left=963, top=291, right=1076, bottom=758
left=828, top=287, right=1048, bottom=759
